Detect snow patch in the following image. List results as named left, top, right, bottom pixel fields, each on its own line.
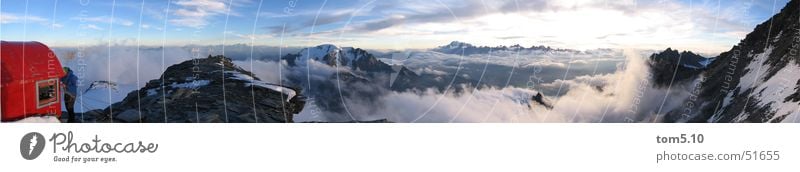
left=170, top=80, right=210, bottom=89
left=298, top=44, right=341, bottom=64
left=296, top=44, right=367, bottom=67
left=11, top=116, right=61, bottom=123
left=711, top=45, right=800, bottom=122
left=736, top=47, right=773, bottom=92
left=698, top=58, right=715, bottom=67
left=226, top=71, right=297, bottom=101
left=761, top=64, right=800, bottom=122
left=146, top=88, right=158, bottom=96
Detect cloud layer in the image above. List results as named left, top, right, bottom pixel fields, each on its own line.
left=52, top=44, right=701, bottom=123
left=252, top=48, right=696, bottom=122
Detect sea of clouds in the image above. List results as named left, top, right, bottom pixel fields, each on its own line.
left=52, top=44, right=696, bottom=122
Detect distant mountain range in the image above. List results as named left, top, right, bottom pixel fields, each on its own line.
left=69, top=0, right=800, bottom=123
left=432, top=41, right=580, bottom=55
left=282, top=43, right=482, bottom=91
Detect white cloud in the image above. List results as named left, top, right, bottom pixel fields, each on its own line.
left=72, top=16, right=134, bottom=26
left=396, top=48, right=624, bottom=72
left=84, top=24, right=104, bottom=31
left=232, top=60, right=285, bottom=84
left=226, top=31, right=273, bottom=40
left=53, top=45, right=193, bottom=86
left=0, top=12, right=53, bottom=27
left=0, top=12, right=47, bottom=24
left=292, top=0, right=765, bottom=53
left=415, top=67, right=448, bottom=75
left=375, top=87, right=541, bottom=122
left=170, top=0, right=237, bottom=28
left=48, top=43, right=698, bottom=122
left=292, top=49, right=695, bottom=122
left=50, top=23, right=64, bottom=29
left=50, top=45, right=196, bottom=112
left=532, top=50, right=694, bottom=122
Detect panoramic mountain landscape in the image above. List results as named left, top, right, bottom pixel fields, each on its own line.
left=8, top=2, right=800, bottom=172
left=1, top=0, right=797, bottom=123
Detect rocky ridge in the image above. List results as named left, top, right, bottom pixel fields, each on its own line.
left=81, top=55, right=305, bottom=123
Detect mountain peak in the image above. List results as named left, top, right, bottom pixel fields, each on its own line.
left=283, top=44, right=393, bottom=73
left=648, top=48, right=712, bottom=88
left=444, top=41, right=472, bottom=48
left=80, top=55, right=306, bottom=123
left=313, top=44, right=342, bottom=52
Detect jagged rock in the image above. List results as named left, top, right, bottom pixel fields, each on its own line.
left=531, top=92, right=553, bottom=109
left=282, top=44, right=410, bottom=116
left=87, top=55, right=305, bottom=123
left=114, top=109, right=140, bottom=122
left=390, top=66, right=482, bottom=93
left=648, top=48, right=713, bottom=87
left=663, top=0, right=800, bottom=123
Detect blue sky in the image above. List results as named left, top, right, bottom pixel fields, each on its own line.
left=0, top=0, right=791, bottom=53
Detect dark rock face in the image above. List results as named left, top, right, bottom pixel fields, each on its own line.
left=389, top=66, right=481, bottom=93
left=531, top=93, right=553, bottom=109
left=663, top=0, right=800, bottom=123
left=389, top=66, right=420, bottom=92
left=347, top=48, right=394, bottom=73
left=84, top=55, right=305, bottom=123
left=648, top=48, right=712, bottom=87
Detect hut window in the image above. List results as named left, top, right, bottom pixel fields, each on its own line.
left=36, top=79, right=59, bottom=108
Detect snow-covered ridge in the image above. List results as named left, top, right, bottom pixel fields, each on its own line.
left=711, top=46, right=800, bottom=122
left=297, top=44, right=342, bottom=64
left=286, top=44, right=394, bottom=73
left=296, top=44, right=367, bottom=67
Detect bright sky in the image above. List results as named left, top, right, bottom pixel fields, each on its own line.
left=0, top=0, right=790, bottom=54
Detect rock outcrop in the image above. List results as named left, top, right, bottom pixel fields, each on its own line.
left=530, top=92, right=553, bottom=109
left=648, top=48, right=713, bottom=87
left=83, top=55, right=305, bottom=123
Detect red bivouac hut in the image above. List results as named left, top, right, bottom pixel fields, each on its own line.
left=1, top=41, right=66, bottom=122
